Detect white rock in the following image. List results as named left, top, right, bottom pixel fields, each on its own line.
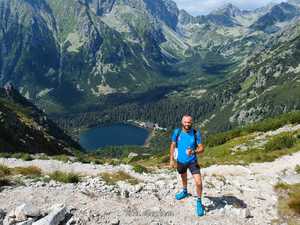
left=128, top=152, right=138, bottom=159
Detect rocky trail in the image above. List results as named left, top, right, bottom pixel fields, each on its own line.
left=0, top=151, right=300, bottom=225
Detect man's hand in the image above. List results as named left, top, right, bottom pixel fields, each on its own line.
left=186, top=148, right=194, bottom=156
left=169, top=159, right=176, bottom=169
left=195, top=144, right=205, bottom=154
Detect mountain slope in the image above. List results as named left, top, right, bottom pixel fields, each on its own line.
left=199, top=20, right=300, bottom=131
left=0, top=87, right=82, bottom=155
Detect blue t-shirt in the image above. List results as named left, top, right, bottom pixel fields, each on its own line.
left=171, top=128, right=202, bottom=164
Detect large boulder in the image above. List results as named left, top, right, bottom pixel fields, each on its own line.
left=32, top=205, right=67, bottom=225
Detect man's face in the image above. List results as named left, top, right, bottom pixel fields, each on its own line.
left=182, top=116, right=192, bottom=130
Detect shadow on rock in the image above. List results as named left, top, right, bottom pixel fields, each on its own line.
left=205, top=195, right=247, bottom=212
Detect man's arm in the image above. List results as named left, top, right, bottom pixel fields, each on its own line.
left=195, top=143, right=205, bottom=154
left=169, top=141, right=176, bottom=168
left=170, top=142, right=176, bottom=161
left=195, top=128, right=204, bottom=154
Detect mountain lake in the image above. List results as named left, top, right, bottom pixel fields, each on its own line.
left=79, top=123, right=150, bottom=151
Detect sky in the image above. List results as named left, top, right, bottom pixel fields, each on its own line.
left=173, top=0, right=287, bottom=16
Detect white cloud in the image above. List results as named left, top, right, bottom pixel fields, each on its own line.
left=173, top=0, right=287, bottom=15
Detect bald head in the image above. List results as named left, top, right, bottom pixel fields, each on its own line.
left=181, top=114, right=192, bottom=131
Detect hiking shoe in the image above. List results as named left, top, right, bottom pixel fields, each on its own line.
left=196, top=198, right=205, bottom=217
left=175, top=189, right=188, bottom=200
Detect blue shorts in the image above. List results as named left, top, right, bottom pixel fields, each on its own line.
left=176, top=160, right=200, bottom=175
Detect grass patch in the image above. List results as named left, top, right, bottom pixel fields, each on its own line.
left=75, top=154, right=104, bottom=165
left=199, top=133, right=300, bottom=167
left=265, top=133, right=297, bottom=151
left=37, top=154, right=50, bottom=160
left=52, top=155, right=70, bottom=162
left=132, top=164, right=148, bottom=173
left=49, top=171, right=81, bottom=183
left=206, top=110, right=300, bottom=147
left=295, top=165, right=300, bottom=174
left=275, top=183, right=300, bottom=224
left=99, top=171, right=139, bottom=185
left=13, top=166, right=42, bottom=178
left=274, top=182, right=290, bottom=190
left=0, top=164, right=12, bottom=176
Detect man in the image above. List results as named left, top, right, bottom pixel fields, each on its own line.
left=169, top=114, right=205, bottom=216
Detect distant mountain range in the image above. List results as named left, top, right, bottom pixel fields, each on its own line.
left=1, top=0, right=300, bottom=131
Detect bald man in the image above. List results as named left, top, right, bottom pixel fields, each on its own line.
left=170, top=114, right=205, bottom=216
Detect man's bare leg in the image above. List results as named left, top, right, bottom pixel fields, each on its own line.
left=193, top=173, right=205, bottom=216
left=180, top=172, right=188, bottom=189
left=175, top=172, right=189, bottom=200
left=192, top=173, right=202, bottom=198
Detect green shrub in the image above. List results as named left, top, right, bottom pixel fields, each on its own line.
left=0, top=152, right=12, bottom=158
left=206, top=129, right=242, bottom=147
left=20, top=153, right=33, bottom=161
left=132, top=164, right=148, bottom=173
left=265, top=133, right=297, bottom=151
left=49, top=171, right=81, bottom=183
left=10, top=153, right=33, bottom=161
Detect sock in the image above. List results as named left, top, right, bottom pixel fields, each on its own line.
left=197, top=197, right=202, bottom=202
left=182, top=187, right=187, bottom=193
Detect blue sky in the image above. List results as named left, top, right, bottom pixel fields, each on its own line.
left=173, top=0, right=287, bottom=15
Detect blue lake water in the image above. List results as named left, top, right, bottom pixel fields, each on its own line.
left=79, top=123, right=150, bottom=151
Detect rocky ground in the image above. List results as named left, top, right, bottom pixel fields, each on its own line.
left=0, top=150, right=300, bottom=225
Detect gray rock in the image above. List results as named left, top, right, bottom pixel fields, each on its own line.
left=3, top=204, right=35, bottom=225
left=223, top=205, right=251, bottom=218
left=0, top=209, right=5, bottom=224
left=280, top=174, right=300, bottom=185
left=32, top=205, right=67, bottom=225
left=122, top=190, right=130, bottom=198
left=15, top=204, right=40, bottom=218
left=16, top=218, right=34, bottom=225
left=66, top=217, right=75, bottom=225
left=241, top=208, right=251, bottom=218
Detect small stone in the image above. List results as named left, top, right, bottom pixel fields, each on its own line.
left=111, top=219, right=120, bottom=225
left=241, top=208, right=251, bottom=218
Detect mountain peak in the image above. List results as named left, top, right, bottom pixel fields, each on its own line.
left=211, top=3, right=242, bottom=17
